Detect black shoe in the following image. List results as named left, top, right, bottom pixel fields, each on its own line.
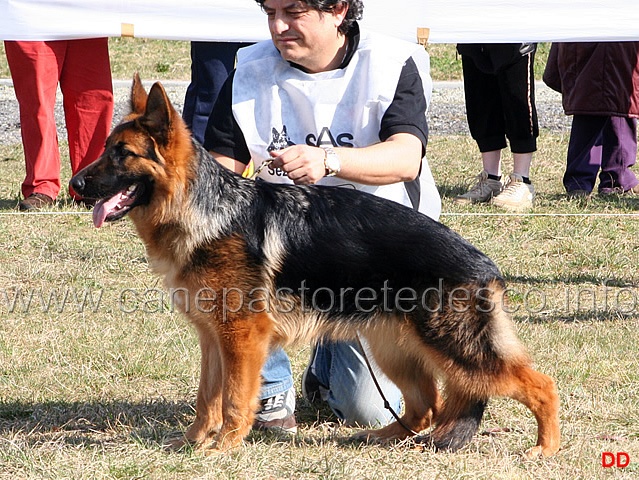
left=599, top=185, right=639, bottom=196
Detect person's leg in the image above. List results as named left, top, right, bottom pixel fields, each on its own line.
left=492, top=51, right=538, bottom=210
left=183, top=42, right=246, bottom=143
left=513, top=152, right=533, bottom=178
left=253, top=347, right=297, bottom=432
left=454, top=56, right=505, bottom=204
left=563, top=115, right=605, bottom=193
left=461, top=55, right=507, bottom=156
left=259, top=347, right=294, bottom=399
left=59, top=38, right=113, bottom=200
left=498, top=50, right=539, bottom=164
left=4, top=40, right=62, bottom=200
left=599, top=116, right=639, bottom=193
left=311, top=339, right=402, bottom=427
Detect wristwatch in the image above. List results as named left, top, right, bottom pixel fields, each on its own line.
left=322, top=146, right=341, bottom=177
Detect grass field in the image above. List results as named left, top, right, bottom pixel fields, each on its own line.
left=0, top=39, right=638, bottom=479
left=0, top=39, right=551, bottom=82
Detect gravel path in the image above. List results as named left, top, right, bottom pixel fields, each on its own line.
left=0, top=79, right=570, bottom=146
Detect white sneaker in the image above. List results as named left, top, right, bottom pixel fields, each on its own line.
left=492, top=173, right=535, bottom=211
left=253, top=388, right=297, bottom=433
left=454, top=170, right=503, bottom=204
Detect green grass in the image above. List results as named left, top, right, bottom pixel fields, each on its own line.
left=0, top=37, right=637, bottom=480
left=1, top=132, right=639, bottom=478
left=0, top=40, right=550, bottom=82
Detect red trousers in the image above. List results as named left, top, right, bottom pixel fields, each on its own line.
left=4, top=38, right=113, bottom=200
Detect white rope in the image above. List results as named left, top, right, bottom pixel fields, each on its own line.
left=0, top=211, right=91, bottom=216
left=1, top=211, right=639, bottom=218
left=440, top=212, right=639, bottom=217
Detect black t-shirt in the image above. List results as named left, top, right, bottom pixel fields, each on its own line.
left=203, top=26, right=429, bottom=164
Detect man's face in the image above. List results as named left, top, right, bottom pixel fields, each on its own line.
left=262, top=0, right=347, bottom=73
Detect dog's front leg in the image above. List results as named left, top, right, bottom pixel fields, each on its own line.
left=188, top=327, right=225, bottom=446
left=166, top=326, right=224, bottom=451
left=211, top=312, right=274, bottom=451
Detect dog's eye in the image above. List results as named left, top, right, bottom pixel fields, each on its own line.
left=113, top=145, right=139, bottom=162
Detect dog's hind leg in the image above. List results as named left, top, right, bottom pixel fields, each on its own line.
left=351, top=328, right=443, bottom=443
left=416, top=391, right=487, bottom=453
left=422, top=363, right=560, bottom=458
left=500, top=364, right=561, bottom=458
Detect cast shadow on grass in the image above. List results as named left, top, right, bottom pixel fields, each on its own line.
left=436, top=183, right=467, bottom=199
left=0, top=397, right=350, bottom=451
left=437, top=183, right=639, bottom=208
left=0, top=398, right=194, bottom=449
left=503, top=273, right=639, bottom=324
left=0, top=198, right=18, bottom=210
left=504, top=273, right=637, bottom=287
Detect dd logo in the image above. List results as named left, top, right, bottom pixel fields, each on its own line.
left=602, top=452, right=630, bottom=468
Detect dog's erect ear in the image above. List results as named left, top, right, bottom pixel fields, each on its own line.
left=139, top=82, right=174, bottom=145
left=130, top=73, right=148, bottom=115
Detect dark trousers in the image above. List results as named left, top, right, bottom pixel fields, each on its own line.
left=564, top=115, right=639, bottom=193
left=461, top=51, right=538, bottom=153
left=182, top=41, right=248, bottom=143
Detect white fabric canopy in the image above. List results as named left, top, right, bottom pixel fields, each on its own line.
left=1, top=0, right=639, bottom=43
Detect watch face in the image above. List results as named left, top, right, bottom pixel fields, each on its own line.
left=324, top=148, right=340, bottom=174
left=326, top=155, right=340, bottom=171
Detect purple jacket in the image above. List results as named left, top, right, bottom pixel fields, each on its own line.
left=543, top=42, right=639, bottom=118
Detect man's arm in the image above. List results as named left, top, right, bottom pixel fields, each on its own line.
left=268, top=132, right=422, bottom=185
left=213, top=153, right=247, bottom=174
left=270, top=57, right=428, bottom=185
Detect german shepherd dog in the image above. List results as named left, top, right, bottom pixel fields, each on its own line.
left=70, top=76, right=560, bottom=457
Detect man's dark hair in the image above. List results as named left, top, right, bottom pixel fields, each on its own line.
left=255, top=0, right=364, bottom=35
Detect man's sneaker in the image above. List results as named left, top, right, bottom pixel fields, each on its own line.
left=253, top=388, right=297, bottom=434
left=454, top=170, right=503, bottom=204
left=492, top=173, right=535, bottom=211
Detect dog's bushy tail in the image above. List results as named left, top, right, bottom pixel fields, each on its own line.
left=417, top=397, right=487, bottom=452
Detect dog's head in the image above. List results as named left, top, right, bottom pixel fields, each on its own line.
left=70, top=74, right=192, bottom=227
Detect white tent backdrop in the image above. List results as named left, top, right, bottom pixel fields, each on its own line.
left=1, top=0, right=639, bottom=43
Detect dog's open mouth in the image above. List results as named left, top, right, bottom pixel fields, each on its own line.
left=92, top=184, right=143, bottom=228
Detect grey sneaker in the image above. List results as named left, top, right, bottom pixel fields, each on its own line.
left=454, top=170, right=503, bottom=204
left=253, top=388, right=297, bottom=433
left=492, top=173, right=535, bottom=211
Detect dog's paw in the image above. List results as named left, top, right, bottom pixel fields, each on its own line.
left=349, top=429, right=383, bottom=444
left=162, top=434, right=201, bottom=452
left=350, top=427, right=413, bottom=445
left=524, top=444, right=559, bottom=459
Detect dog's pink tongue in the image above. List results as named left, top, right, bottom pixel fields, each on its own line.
left=92, top=190, right=133, bottom=228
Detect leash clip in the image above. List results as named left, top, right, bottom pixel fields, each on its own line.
left=248, top=159, right=274, bottom=181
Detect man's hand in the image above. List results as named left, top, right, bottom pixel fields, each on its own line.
left=268, top=145, right=327, bottom=185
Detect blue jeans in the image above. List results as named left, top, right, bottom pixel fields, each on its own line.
left=260, top=340, right=402, bottom=427
left=259, top=347, right=294, bottom=398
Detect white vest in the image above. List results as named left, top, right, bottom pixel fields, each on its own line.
left=232, top=30, right=441, bottom=221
